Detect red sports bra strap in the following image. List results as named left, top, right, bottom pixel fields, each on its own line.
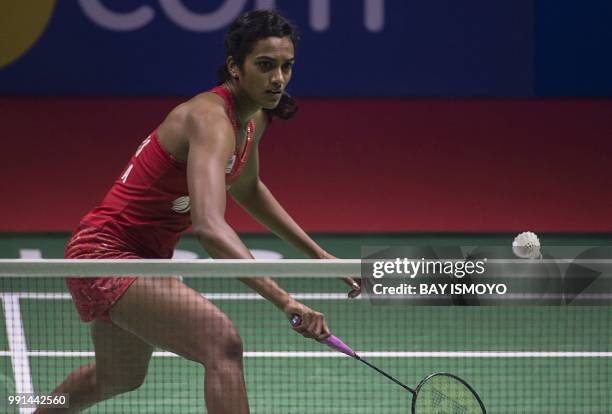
left=211, top=85, right=255, bottom=181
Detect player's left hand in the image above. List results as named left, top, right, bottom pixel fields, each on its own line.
left=342, top=276, right=361, bottom=298
left=319, top=252, right=361, bottom=298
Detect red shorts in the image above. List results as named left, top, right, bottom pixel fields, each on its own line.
left=64, top=226, right=140, bottom=323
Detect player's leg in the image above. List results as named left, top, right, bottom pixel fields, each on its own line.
left=34, top=320, right=153, bottom=413
left=109, top=276, right=249, bottom=414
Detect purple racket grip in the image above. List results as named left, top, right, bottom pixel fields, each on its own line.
left=290, top=315, right=357, bottom=358
left=322, top=335, right=357, bottom=358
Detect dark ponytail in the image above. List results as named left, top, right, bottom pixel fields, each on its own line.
left=270, top=92, right=297, bottom=120
left=218, top=10, right=299, bottom=121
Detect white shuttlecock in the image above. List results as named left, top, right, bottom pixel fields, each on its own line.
left=512, top=231, right=541, bottom=259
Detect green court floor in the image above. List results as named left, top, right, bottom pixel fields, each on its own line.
left=0, top=233, right=611, bottom=413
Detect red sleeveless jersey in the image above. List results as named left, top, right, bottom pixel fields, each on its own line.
left=80, top=86, right=255, bottom=258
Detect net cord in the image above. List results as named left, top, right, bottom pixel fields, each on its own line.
left=0, top=259, right=361, bottom=278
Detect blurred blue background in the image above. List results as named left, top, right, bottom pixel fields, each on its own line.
left=1, top=0, right=610, bottom=97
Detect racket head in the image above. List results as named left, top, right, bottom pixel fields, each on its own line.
left=411, top=372, right=486, bottom=414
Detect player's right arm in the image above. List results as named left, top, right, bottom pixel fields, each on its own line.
left=184, top=104, right=329, bottom=340
left=185, top=105, right=254, bottom=259
left=184, top=104, right=313, bottom=313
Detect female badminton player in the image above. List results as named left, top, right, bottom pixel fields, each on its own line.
left=36, top=10, right=360, bottom=414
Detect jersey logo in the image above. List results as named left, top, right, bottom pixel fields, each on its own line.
left=171, top=196, right=191, bottom=214
left=225, top=154, right=236, bottom=174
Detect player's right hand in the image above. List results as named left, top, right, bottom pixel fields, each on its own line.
left=283, top=300, right=330, bottom=341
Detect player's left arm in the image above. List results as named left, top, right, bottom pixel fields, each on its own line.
left=230, top=113, right=360, bottom=297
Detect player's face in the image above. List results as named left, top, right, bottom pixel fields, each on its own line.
left=238, top=36, right=295, bottom=109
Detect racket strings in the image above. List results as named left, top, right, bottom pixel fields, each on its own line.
left=416, top=374, right=485, bottom=413
left=432, top=387, right=468, bottom=412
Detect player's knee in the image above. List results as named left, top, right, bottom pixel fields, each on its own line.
left=202, top=325, right=244, bottom=368
left=219, top=328, right=244, bottom=361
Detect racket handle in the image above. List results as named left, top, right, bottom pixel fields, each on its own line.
left=290, top=314, right=356, bottom=358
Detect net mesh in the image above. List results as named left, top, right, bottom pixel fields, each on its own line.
left=1, top=240, right=612, bottom=413
left=0, top=275, right=610, bottom=413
